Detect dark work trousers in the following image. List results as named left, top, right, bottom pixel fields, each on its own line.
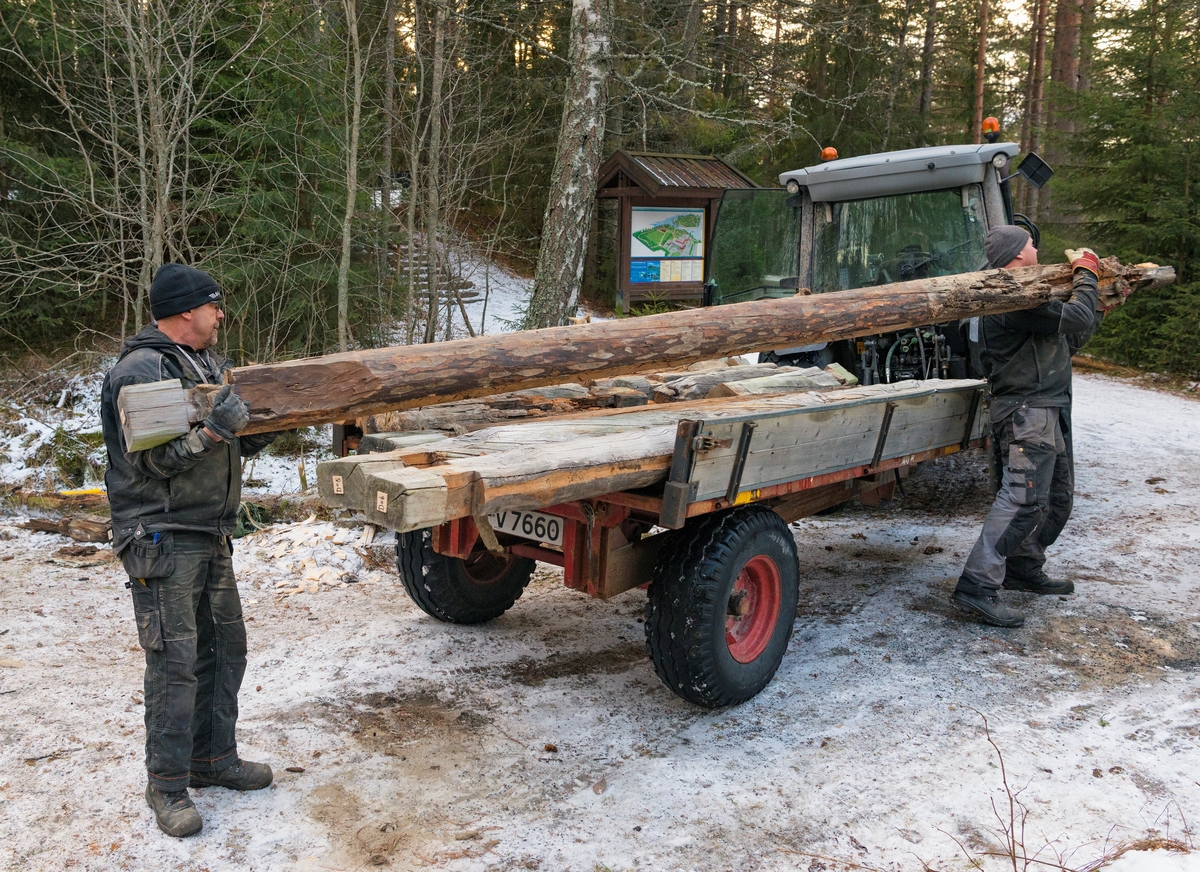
left=128, top=532, right=247, bottom=793
left=957, top=405, right=1074, bottom=595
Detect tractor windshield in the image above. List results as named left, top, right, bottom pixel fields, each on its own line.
left=706, top=189, right=799, bottom=305
left=811, top=185, right=987, bottom=293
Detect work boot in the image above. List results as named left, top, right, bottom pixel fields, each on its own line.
left=190, top=759, right=273, bottom=791
left=145, top=785, right=203, bottom=838
left=1003, top=570, right=1074, bottom=595
left=951, top=589, right=1025, bottom=628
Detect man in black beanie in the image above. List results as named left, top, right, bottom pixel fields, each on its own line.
left=951, top=227, right=1104, bottom=627
left=100, top=263, right=278, bottom=837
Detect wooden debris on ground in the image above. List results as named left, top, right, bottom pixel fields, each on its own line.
left=3, top=488, right=109, bottom=511
left=236, top=514, right=388, bottom=596
left=21, top=513, right=112, bottom=543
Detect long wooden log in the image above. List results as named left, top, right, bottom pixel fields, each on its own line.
left=119, top=260, right=1173, bottom=445
left=226, top=259, right=1170, bottom=434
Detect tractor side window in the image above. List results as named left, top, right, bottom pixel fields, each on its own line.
left=811, top=186, right=987, bottom=293
left=707, top=189, right=800, bottom=305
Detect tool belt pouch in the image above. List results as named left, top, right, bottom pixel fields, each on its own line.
left=121, top=532, right=176, bottom=581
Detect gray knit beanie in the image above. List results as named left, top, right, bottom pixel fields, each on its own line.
left=984, top=225, right=1031, bottom=269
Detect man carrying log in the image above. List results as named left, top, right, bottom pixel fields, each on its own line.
left=951, top=227, right=1107, bottom=628
left=100, top=264, right=278, bottom=837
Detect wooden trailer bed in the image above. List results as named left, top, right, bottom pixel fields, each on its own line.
left=315, top=378, right=987, bottom=707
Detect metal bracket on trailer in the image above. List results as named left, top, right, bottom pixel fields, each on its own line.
left=724, top=421, right=758, bottom=504
left=961, top=387, right=984, bottom=449
left=870, top=402, right=899, bottom=470
left=660, top=420, right=701, bottom=530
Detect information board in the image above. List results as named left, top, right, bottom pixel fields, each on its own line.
left=629, top=207, right=705, bottom=284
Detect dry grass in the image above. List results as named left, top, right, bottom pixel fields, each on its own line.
left=1076, top=837, right=1192, bottom=871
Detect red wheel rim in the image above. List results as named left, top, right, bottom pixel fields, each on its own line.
left=725, top=555, right=783, bottom=664
left=461, top=550, right=517, bottom=585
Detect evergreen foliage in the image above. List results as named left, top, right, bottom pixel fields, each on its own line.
left=1053, top=0, right=1200, bottom=376
left=0, top=0, right=1195, bottom=373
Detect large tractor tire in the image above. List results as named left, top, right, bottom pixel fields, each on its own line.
left=396, top=528, right=534, bottom=624
left=645, top=505, right=799, bottom=707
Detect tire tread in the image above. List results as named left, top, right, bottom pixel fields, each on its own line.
left=396, top=528, right=533, bottom=624
left=644, top=507, right=798, bottom=707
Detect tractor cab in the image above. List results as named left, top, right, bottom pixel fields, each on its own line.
left=704, top=140, right=1051, bottom=383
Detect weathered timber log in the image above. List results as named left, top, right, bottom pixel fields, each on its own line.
left=707, top=371, right=838, bottom=398
left=121, top=259, right=1173, bottom=445
left=365, top=364, right=783, bottom=435
left=227, top=259, right=1170, bottom=434
left=119, top=380, right=221, bottom=451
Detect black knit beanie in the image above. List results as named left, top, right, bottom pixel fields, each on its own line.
left=984, top=226, right=1031, bottom=269
left=150, top=263, right=222, bottom=320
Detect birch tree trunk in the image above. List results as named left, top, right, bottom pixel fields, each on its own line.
left=337, top=0, right=365, bottom=353
left=523, top=0, right=613, bottom=329
left=1018, top=0, right=1038, bottom=155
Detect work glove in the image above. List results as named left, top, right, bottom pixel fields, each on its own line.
left=1066, top=247, right=1126, bottom=313
left=203, top=384, right=251, bottom=441
left=1065, top=247, right=1100, bottom=279
left=1097, top=284, right=1131, bottom=314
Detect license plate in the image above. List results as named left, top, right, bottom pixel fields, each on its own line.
left=487, top=510, right=565, bottom=547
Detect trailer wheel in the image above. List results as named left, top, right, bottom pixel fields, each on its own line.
left=645, top=505, right=799, bottom=707
left=396, top=528, right=534, bottom=624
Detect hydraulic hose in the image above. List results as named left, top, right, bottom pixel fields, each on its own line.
left=884, top=336, right=903, bottom=384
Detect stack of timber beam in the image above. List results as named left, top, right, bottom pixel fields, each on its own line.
left=362, top=360, right=851, bottom=437
left=315, top=378, right=987, bottom=535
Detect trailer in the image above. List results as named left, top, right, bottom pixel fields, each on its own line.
left=316, top=377, right=987, bottom=707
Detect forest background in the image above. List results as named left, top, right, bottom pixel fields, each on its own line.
left=0, top=0, right=1196, bottom=375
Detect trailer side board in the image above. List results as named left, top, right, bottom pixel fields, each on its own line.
left=684, top=380, right=986, bottom=504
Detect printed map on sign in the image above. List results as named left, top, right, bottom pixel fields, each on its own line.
left=630, top=208, right=704, bottom=258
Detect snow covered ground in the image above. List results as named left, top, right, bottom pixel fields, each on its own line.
left=1, top=372, right=1199, bottom=871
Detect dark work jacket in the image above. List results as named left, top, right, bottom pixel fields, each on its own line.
left=100, top=326, right=274, bottom=553
left=979, top=269, right=1100, bottom=422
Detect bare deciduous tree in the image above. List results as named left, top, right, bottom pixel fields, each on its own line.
left=524, top=0, right=614, bottom=329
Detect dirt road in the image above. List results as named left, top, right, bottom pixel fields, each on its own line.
left=2, top=373, right=1199, bottom=871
